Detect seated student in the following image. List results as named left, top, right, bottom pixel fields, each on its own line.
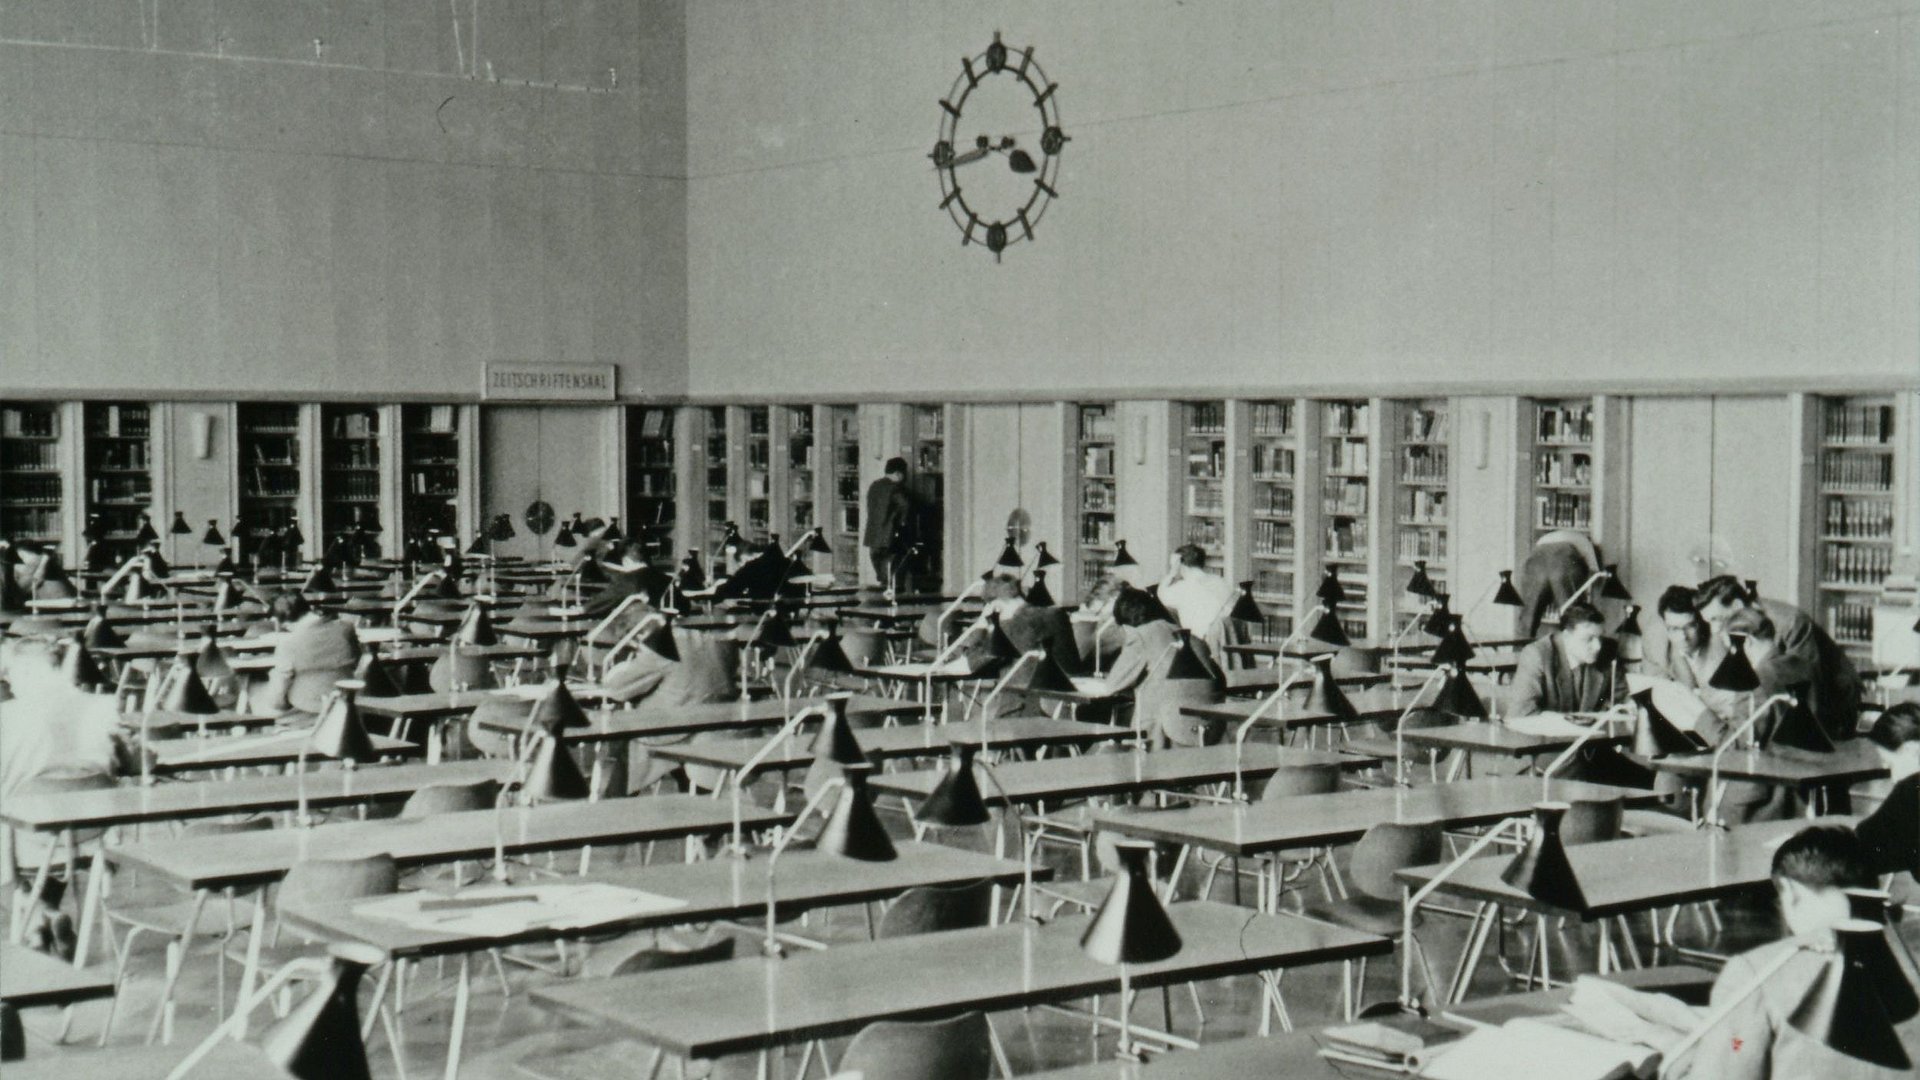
left=1717, top=608, right=1851, bottom=821
left=1156, top=544, right=1237, bottom=653
left=1667, top=825, right=1915, bottom=1079
left=257, top=591, right=360, bottom=718
left=1506, top=603, right=1644, bottom=786
left=600, top=623, right=740, bottom=709
left=0, top=637, right=135, bottom=957
left=968, top=573, right=1085, bottom=677
left=1856, top=704, right=1920, bottom=888
left=10, top=541, right=79, bottom=602
left=1643, top=586, right=1732, bottom=702
left=1075, top=572, right=1129, bottom=670
left=1087, top=586, right=1225, bottom=746
left=583, top=539, right=672, bottom=621
left=1696, top=574, right=1861, bottom=747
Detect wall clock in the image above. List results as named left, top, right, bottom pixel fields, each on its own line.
left=930, top=33, right=1069, bottom=261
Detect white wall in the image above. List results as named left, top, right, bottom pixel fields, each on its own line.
left=685, top=1, right=1920, bottom=400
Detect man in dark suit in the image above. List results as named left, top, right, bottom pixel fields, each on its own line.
left=1695, top=575, right=1861, bottom=746
left=862, top=457, right=913, bottom=588
left=1506, top=602, right=1643, bottom=786
left=1857, top=704, right=1918, bottom=888
left=968, top=573, right=1085, bottom=677
left=258, top=591, right=359, bottom=717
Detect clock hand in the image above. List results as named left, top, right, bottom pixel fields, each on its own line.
left=946, top=146, right=990, bottom=168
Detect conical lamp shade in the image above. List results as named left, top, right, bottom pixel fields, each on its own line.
left=1005, top=652, right=1079, bottom=694
left=1307, top=608, right=1351, bottom=648
left=1430, top=621, right=1477, bottom=668
left=488, top=514, right=516, bottom=542
left=283, top=520, right=304, bottom=548
left=602, top=519, right=622, bottom=543
left=680, top=552, right=707, bottom=591
left=1033, top=542, right=1060, bottom=569
left=82, top=607, right=125, bottom=649
left=466, top=532, right=488, bottom=556
left=553, top=527, right=577, bottom=550
left=751, top=609, right=800, bottom=653
left=530, top=680, right=590, bottom=732
left=808, top=697, right=869, bottom=768
left=807, top=529, right=833, bottom=555
left=145, top=546, right=170, bottom=578
left=202, top=520, right=225, bottom=546
left=1631, top=689, right=1699, bottom=758
left=1421, top=595, right=1454, bottom=636
left=301, top=564, right=336, bottom=594
left=1110, top=540, right=1138, bottom=568
left=638, top=620, right=681, bottom=663
left=521, top=733, right=591, bottom=803
left=1600, top=565, right=1633, bottom=602
left=814, top=763, right=897, bottom=862
left=259, top=942, right=384, bottom=1080
left=1841, top=891, right=1920, bottom=1023
left=163, top=662, right=219, bottom=714
left=1080, top=840, right=1182, bottom=966
left=430, top=644, right=492, bottom=692
left=213, top=577, right=248, bottom=610
left=1303, top=654, right=1356, bottom=719
left=351, top=647, right=404, bottom=699
left=1762, top=693, right=1833, bottom=754
left=1708, top=635, right=1762, bottom=692
left=323, top=534, right=353, bottom=567
left=1499, top=802, right=1587, bottom=911
left=1228, top=582, right=1263, bottom=623
left=995, top=534, right=1025, bottom=569
left=1614, top=604, right=1642, bottom=638
left=61, top=636, right=108, bottom=690
left=194, top=631, right=234, bottom=680
left=1025, top=571, right=1056, bottom=608
left=919, top=745, right=991, bottom=828
left=134, top=514, right=159, bottom=545
left=1315, top=570, right=1347, bottom=607
left=1492, top=571, right=1524, bottom=607
left=1406, top=561, right=1437, bottom=599
left=804, top=632, right=854, bottom=675
left=1430, top=667, right=1487, bottom=719
left=454, top=604, right=498, bottom=646
left=1787, top=920, right=1913, bottom=1070
left=1744, top=579, right=1761, bottom=604
left=309, top=682, right=376, bottom=762
left=169, top=511, right=192, bottom=536
left=1163, top=630, right=1215, bottom=681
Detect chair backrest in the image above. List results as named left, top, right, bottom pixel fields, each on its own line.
left=400, top=780, right=500, bottom=819
left=585, top=935, right=738, bottom=979
left=838, top=1011, right=993, bottom=1080
left=180, top=818, right=273, bottom=840
left=836, top=628, right=887, bottom=668
left=1140, top=677, right=1226, bottom=747
left=1559, top=796, right=1624, bottom=846
left=428, top=651, right=496, bottom=693
left=1347, top=820, right=1445, bottom=901
left=1256, top=762, right=1343, bottom=802
left=1327, top=647, right=1381, bottom=677
left=278, top=854, right=399, bottom=908
left=875, top=880, right=993, bottom=939
left=461, top=698, right=528, bottom=760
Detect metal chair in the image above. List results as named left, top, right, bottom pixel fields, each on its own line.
left=837, top=1011, right=997, bottom=1080
left=1299, top=819, right=1446, bottom=1011
left=1198, top=763, right=1345, bottom=905
left=875, top=879, right=993, bottom=939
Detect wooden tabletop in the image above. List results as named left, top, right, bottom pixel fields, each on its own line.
left=1180, top=687, right=1405, bottom=730
left=1387, top=652, right=1520, bottom=674
left=146, top=730, right=421, bottom=774
left=647, top=717, right=1137, bottom=773
left=0, top=944, right=116, bottom=1009
left=1401, top=719, right=1631, bottom=758
left=0, top=760, right=510, bottom=833
left=105, top=794, right=793, bottom=892
left=839, top=603, right=975, bottom=624
left=1095, top=777, right=1662, bottom=858
left=382, top=643, right=548, bottom=663
left=872, top=745, right=1378, bottom=807
left=280, top=842, right=1040, bottom=960
left=1646, top=740, right=1887, bottom=789
left=854, top=662, right=992, bottom=686
left=1221, top=669, right=1397, bottom=697
left=119, top=709, right=278, bottom=734
left=1395, top=816, right=1856, bottom=918
left=530, top=901, right=1391, bottom=1060
left=475, top=694, right=923, bottom=744
left=0, top=1042, right=292, bottom=1079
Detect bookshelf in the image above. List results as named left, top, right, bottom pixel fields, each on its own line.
left=1320, top=399, right=1374, bottom=641
left=1244, top=399, right=1297, bottom=641
left=1392, top=398, right=1450, bottom=625
left=743, top=406, right=772, bottom=543
left=909, top=405, right=947, bottom=592
left=1814, top=394, right=1898, bottom=660
left=320, top=404, right=383, bottom=554
left=1179, top=401, right=1228, bottom=575
left=626, top=406, right=677, bottom=554
left=401, top=405, right=461, bottom=543
left=1529, top=397, right=1596, bottom=539
left=782, top=405, right=817, bottom=549
left=236, top=403, right=302, bottom=545
left=702, top=406, right=730, bottom=553
left=1075, top=403, right=1119, bottom=596
left=0, top=402, right=66, bottom=549
left=828, top=405, right=861, bottom=583
left=81, top=403, right=154, bottom=567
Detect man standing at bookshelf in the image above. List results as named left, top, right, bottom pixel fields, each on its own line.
left=863, top=457, right=914, bottom=591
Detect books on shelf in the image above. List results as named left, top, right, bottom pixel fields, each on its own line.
left=1536, top=401, right=1595, bottom=444
left=1184, top=401, right=1226, bottom=434
left=1250, top=400, right=1293, bottom=436
left=0, top=406, right=58, bottom=438
left=1821, top=399, right=1895, bottom=445
left=1323, top=400, right=1369, bottom=436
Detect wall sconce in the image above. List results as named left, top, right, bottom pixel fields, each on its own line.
left=1475, top=409, right=1490, bottom=470
left=191, top=413, right=215, bottom=460
left=1133, top=413, right=1149, bottom=465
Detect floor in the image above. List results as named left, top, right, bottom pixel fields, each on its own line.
left=10, top=788, right=1912, bottom=1080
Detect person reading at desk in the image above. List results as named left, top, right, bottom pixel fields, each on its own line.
left=1156, top=544, right=1237, bottom=655
left=257, top=591, right=360, bottom=721
left=1715, top=608, right=1850, bottom=821
left=1505, top=603, right=1642, bottom=785
left=1856, top=704, right=1919, bottom=893
left=967, top=573, right=1084, bottom=677
left=1085, top=586, right=1225, bottom=746
left=1664, top=825, right=1917, bottom=1079
left=1695, top=575, right=1861, bottom=748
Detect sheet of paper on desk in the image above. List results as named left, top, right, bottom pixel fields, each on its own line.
left=1623, top=674, right=1716, bottom=733
left=1504, top=713, right=1593, bottom=737
left=871, top=660, right=971, bottom=677
left=1418, top=1018, right=1658, bottom=1080
left=357, top=883, right=687, bottom=938
left=1070, top=677, right=1112, bottom=696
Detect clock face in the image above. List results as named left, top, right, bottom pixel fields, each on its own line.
left=930, top=34, right=1068, bottom=261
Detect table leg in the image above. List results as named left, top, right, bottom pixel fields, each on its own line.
left=1448, top=903, right=1498, bottom=1004
left=425, top=718, right=442, bottom=765
left=235, top=894, right=268, bottom=1038
left=13, top=844, right=55, bottom=945
left=73, top=849, right=107, bottom=968
left=1597, top=920, right=1612, bottom=975
left=443, top=954, right=470, bottom=1080
left=144, top=890, right=206, bottom=1044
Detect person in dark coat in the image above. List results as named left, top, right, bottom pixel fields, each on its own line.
left=862, top=457, right=913, bottom=588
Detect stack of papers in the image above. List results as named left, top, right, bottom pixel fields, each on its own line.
left=356, top=883, right=687, bottom=939
left=1320, top=1014, right=1462, bottom=1072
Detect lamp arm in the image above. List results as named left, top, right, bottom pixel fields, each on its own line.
left=1656, top=943, right=1808, bottom=1074
left=763, top=776, right=847, bottom=953
left=1090, top=612, right=1115, bottom=677
left=1233, top=667, right=1312, bottom=800
left=1538, top=724, right=1608, bottom=801
left=601, top=610, right=668, bottom=671
left=1386, top=609, right=1432, bottom=706
left=491, top=730, right=544, bottom=882
left=1393, top=666, right=1452, bottom=785
left=1400, top=815, right=1530, bottom=1005
left=1267, top=604, right=1329, bottom=663
left=729, top=703, right=832, bottom=855
left=975, top=761, right=1035, bottom=923
left=586, top=593, right=649, bottom=649
left=1703, top=693, right=1793, bottom=827
left=98, top=552, right=145, bottom=601
left=781, top=631, right=827, bottom=705
left=162, top=954, right=333, bottom=1080
left=1555, top=571, right=1609, bottom=621
left=392, top=571, right=444, bottom=622
left=923, top=618, right=991, bottom=725
left=935, top=578, right=987, bottom=639
left=975, top=650, right=1044, bottom=731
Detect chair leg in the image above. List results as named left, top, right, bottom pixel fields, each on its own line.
left=984, top=1015, right=1016, bottom=1078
